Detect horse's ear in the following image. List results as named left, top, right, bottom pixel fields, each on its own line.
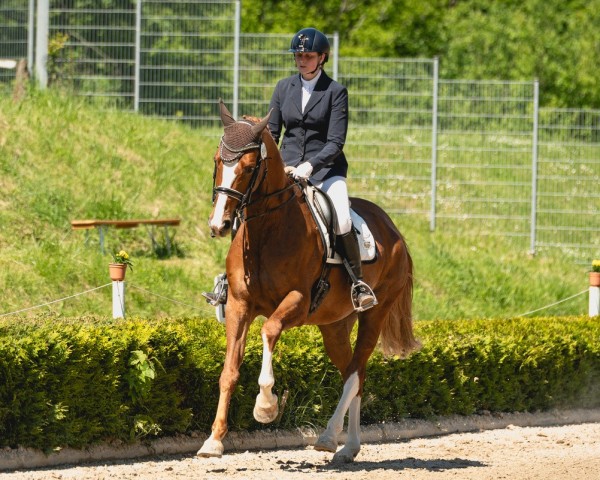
left=251, top=108, right=272, bottom=137
left=219, top=99, right=236, bottom=127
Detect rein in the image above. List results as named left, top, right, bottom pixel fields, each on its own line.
left=243, top=182, right=298, bottom=222
left=213, top=139, right=299, bottom=225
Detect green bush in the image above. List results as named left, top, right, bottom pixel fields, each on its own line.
left=0, top=315, right=598, bottom=451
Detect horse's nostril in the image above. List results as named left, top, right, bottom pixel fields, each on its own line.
left=209, top=220, right=231, bottom=238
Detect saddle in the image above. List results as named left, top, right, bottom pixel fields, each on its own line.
left=304, top=185, right=377, bottom=264
left=302, top=184, right=377, bottom=313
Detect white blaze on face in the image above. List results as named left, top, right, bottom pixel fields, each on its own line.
left=210, top=161, right=238, bottom=231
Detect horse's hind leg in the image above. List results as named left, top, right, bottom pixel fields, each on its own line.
left=316, top=310, right=387, bottom=462
left=313, top=318, right=355, bottom=454
left=333, top=394, right=361, bottom=463
left=314, top=370, right=361, bottom=456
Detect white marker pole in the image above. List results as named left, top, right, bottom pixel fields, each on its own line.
left=590, top=285, right=599, bottom=318
left=113, top=281, right=126, bottom=319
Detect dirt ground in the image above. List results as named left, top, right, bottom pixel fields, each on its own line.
left=2, top=412, right=599, bottom=480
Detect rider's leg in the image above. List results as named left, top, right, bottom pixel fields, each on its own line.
left=314, top=176, right=377, bottom=311
left=337, top=229, right=377, bottom=311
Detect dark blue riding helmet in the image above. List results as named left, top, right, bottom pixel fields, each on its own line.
left=289, top=27, right=330, bottom=63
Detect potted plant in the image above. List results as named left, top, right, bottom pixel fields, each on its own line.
left=590, top=259, right=600, bottom=287
left=109, top=250, right=133, bottom=281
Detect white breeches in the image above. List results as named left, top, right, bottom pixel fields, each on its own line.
left=313, top=175, right=352, bottom=235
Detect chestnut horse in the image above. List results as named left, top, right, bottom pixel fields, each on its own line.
left=198, top=101, right=419, bottom=462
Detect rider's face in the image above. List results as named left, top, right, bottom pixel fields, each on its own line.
left=294, top=52, right=323, bottom=79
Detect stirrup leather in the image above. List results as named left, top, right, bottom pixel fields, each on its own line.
left=202, top=274, right=228, bottom=306
left=351, top=280, right=378, bottom=312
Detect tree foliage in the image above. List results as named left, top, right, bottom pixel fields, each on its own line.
left=3, top=0, right=597, bottom=107
left=242, top=0, right=600, bottom=108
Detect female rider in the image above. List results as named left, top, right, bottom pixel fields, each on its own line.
left=268, top=27, right=377, bottom=311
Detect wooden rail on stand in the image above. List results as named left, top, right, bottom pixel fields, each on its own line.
left=71, top=218, right=181, bottom=255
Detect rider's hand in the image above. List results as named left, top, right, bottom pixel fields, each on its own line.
left=292, top=162, right=313, bottom=181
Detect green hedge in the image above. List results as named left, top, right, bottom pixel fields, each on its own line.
left=0, top=315, right=598, bottom=451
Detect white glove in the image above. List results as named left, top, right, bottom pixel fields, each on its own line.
left=292, top=162, right=313, bottom=181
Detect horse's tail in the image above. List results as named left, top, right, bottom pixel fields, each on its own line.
left=379, top=243, right=421, bottom=358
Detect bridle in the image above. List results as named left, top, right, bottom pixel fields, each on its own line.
left=212, top=130, right=296, bottom=225
left=212, top=134, right=265, bottom=205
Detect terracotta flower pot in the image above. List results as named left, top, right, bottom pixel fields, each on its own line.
left=590, top=272, right=600, bottom=287
left=109, top=263, right=127, bottom=282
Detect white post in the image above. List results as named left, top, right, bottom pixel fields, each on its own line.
left=590, top=286, right=599, bottom=317
left=112, top=281, right=126, bottom=318
left=232, top=0, right=240, bottom=119
left=429, top=56, right=439, bottom=232
left=35, top=0, right=49, bottom=88
left=332, top=32, right=339, bottom=82
left=529, top=79, right=540, bottom=255
left=133, top=0, right=142, bottom=112
left=28, top=0, right=35, bottom=73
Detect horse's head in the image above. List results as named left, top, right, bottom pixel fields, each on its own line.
left=208, top=101, right=272, bottom=238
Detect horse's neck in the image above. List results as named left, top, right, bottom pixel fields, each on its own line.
left=244, top=132, right=311, bottom=233
left=264, top=133, right=288, bottom=189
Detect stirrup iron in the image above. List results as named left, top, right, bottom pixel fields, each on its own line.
left=202, top=273, right=228, bottom=306
left=351, top=280, right=378, bottom=312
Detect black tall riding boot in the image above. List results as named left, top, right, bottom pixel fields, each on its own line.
left=338, top=230, right=378, bottom=311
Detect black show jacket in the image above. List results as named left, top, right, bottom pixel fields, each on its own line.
left=268, top=71, right=349, bottom=181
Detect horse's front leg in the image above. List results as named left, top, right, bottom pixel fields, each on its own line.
left=254, top=291, right=306, bottom=424
left=253, top=331, right=279, bottom=423
left=197, top=303, right=253, bottom=458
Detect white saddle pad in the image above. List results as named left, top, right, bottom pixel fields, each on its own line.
left=324, top=209, right=377, bottom=265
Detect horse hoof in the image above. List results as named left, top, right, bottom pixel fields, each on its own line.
left=313, top=433, right=337, bottom=453
left=253, top=402, right=278, bottom=424
left=332, top=446, right=359, bottom=463
left=197, top=438, right=224, bottom=458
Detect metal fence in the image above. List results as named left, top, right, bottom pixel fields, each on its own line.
left=1, top=0, right=598, bottom=262
left=536, top=109, right=600, bottom=256
left=434, top=79, right=537, bottom=241
left=0, top=0, right=32, bottom=83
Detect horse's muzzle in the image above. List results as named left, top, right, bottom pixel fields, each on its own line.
left=209, top=219, right=231, bottom=238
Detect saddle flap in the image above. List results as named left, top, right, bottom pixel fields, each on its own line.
left=304, top=185, right=376, bottom=264
left=349, top=210, right=377, bottom=262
